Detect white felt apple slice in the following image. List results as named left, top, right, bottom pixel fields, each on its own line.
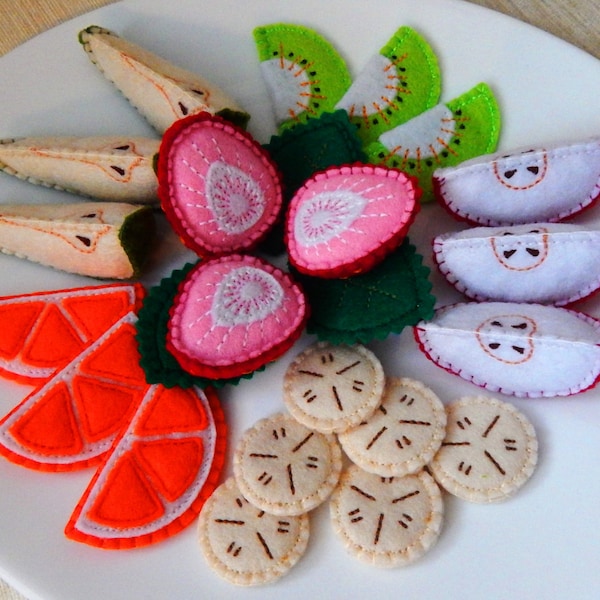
left=433, top=223, right=600, bottom=305
left=414, top=301, right=600, bottom=398
left=434, top=136, right=600, bottom=225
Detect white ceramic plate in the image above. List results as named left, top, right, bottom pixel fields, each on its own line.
left=1, top=1, right=600, bottom=599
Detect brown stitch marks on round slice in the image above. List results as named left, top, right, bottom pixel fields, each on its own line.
left=233, top=413, right=342, bottom=516
left=329, top=464, right=443, bottom=567
left=429, top=396, right=538, bottom=503
left=283, top=342, right=385, bottom=433
left=338, top=377, right=446, bottom=477
left=198, top=477, right=309, bottom=586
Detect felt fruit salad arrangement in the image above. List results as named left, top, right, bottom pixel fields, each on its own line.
left=1, top=14, right=600, bottom=587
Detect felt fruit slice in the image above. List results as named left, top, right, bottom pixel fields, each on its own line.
left=0, top=283, right=144, bottom=384
left=335, top=26, right=441, bottom=146
left=433, top=137, right=600, bottom=225
left=261, top=110, right=366, bottom=255
left=79, top=25, right=249, bottom=134
left=292, top=239, right=435, bottom=345
left=0, top=136, right=159, bottom=203
left=135, top=263, right=262, bottom=389
left=65, top=385, right=226, bottom=549
left=157, top=112, right=283, bottom=257
left=253, top=23, right=352, bottom=132
left=414, top=301, right=600, bottom=397
left=0, top=202, right=156, bottom=279
left=0, top=313, right=148, bottom=471
left=167, top=254, right=308, bottom=380
left=286, top=163, right=420, bottom=278
left=365, top=83, right=501, bottom=201
left=433, top=223, right=600, bottom=305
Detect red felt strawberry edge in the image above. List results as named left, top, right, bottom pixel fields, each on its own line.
left=156, top=111, right=284, bottom=258
left=285, top=163, right=422, bottom=279
left=165, top=257, right=309, bottom=380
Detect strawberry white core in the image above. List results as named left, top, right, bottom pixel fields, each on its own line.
left=294, top=190, right=367, bottom=246
left=213, top=266, right=284, bottom=327
left=206, top=160, right=265, bottom=234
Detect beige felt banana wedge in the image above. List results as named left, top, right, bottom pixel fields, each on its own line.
left=0, top=202, right=156, bottom=279
left=0, top=136, right=160, bottom=203
left=79, top=25, right=249, bottom=133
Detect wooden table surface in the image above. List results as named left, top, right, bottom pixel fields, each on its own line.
left=0, top=1, right=598, bottom=598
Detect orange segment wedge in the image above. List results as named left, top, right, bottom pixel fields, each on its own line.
left=0, top=283, right=144, bottom=384
left=65, top=385, right=226, bottom=549
left=0, top=312, right=148, bottom=471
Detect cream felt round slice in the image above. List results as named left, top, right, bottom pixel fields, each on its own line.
left=233, top=413, right=342, bottom=516
left=286, top=164, right=419, bottom=278
left=430, top=396, right=538, bottom=503
left=433, top=137, right=600, bottom=225
left=158, top=113, right=282, bottom=257
left=167, top=254, right=307, bottom=380
left=283, top=342, right=385, bottom=434
left=433, top=223, right=600, bottom=305
left=414, top=301, right=600, bottom=398
left=198, top=477, right=310, bottom=586
left=338, top=377, right=446, bottom=477
left=329, top=465, right=443, bottom=568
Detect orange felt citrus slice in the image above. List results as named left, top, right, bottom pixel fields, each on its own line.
left=0, top=312, right=148, bottom=471
left=64, top=385, right=226, bottom=549
left=0, top=283, right=144, bottom=384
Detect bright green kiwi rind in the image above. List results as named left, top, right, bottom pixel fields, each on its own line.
left=118, top=205, right=157, bottom=278
left=135, top=262, right=262, bottom=389
left=253, top=23, right=352, bottom=132
left=337, top=26, right=441, bottom=146
left=290, top=239, right=436, bottom=345
left=364, top=82, right=501, bottom=201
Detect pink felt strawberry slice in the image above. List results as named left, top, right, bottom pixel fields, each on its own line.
left=157, top=112, right=283, bottom=257
left=285, top=163, right=421, bottom=278
left=166, top=254, right=308, bottom=380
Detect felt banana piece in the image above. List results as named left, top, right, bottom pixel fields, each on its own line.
left=79, top=25, right=249, bottom=133
left=0, top=135, right=159, bottom=203
left=0, top=201, right=156, bottom=279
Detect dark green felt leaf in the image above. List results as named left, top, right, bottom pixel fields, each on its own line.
left=292, top=239, right=435, bottom=344
left=261, top=110, right=366, bottom=254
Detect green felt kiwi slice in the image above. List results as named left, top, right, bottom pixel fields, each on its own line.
left=365, top=82, right=501, bottom=201
left=254, top=23, right=352, bottom=132
left=336, top=26, right=441, bottom=146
